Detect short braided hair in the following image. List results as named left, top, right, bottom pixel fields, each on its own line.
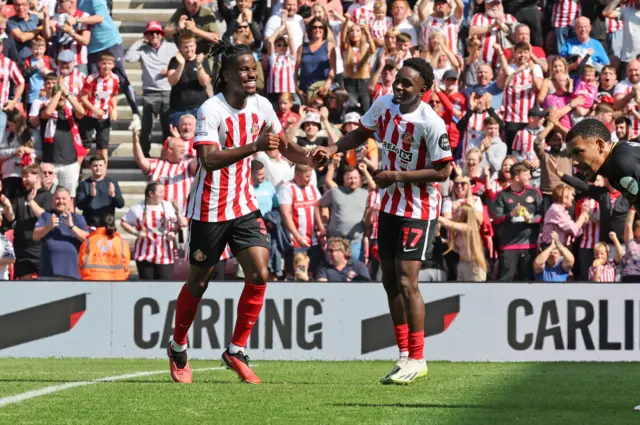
left=566, top=118, right=612, bottom=144
left=402, top=57, right=435, bottom=91
left=208, top=39, right=253, bottom=94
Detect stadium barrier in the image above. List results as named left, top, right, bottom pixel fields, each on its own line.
left=1, top=281, right=639, bottom=361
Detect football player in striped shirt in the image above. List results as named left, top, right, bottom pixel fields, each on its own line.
left=311, top=58, right=453, bottom=384
left=166, top=41, right=311, bottom=385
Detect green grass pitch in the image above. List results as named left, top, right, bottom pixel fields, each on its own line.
left=0, top=359, right=638, bottom=424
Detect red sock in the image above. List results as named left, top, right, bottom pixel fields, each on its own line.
left=394, top=324, right=409, bottom=355
left=172, top=284, right=202, bottom=346
left=231, top=283, right=266, bottom=349
left=408, top=331, right=425, bottom=360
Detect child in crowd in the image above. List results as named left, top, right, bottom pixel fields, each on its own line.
left=369, top=1, right=391, bottom=43
left=573, top=64, right=599, bottom=119
left=512, top=106, right=546, bottom=187
left=277, top=93, right=300, bottom=133
left=266, top=25, right=296, bottom=99
left=589, top=238, right=621, bottom=283
left=23, top=36, right=52, bottom=113
left=79, top=51, right=119, bottom=165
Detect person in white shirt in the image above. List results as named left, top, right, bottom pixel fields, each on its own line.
left=264, top=0, right=306, bottom=52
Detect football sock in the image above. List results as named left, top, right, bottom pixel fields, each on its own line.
left=394, top=324, right=409, bottom=357
left=230, top=282, right=266, bottom=352
left=408, top=331, right=425, bottom=360
left=172, top=284, right=202, bottom=348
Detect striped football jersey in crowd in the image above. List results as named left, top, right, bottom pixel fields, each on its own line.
left=82, top=72, right=119, bottom=118
left=589, top=261, right=617, bottom=282
left=277, top=181, right=321, bottom=248
left=461, top=111, right=488, bottom=153
left=0, top=56, right=24, bottom=105
left=122, top=200, right=177, bottom=265
left=367, top=189, right=381, bottom=240
left=187, top=93, right=283, bottom=222
left=551, top=0, right=580, bottom=28
left=614, top=80, right=640, bottom=138
left=370, top=17, right=392, bottom=40
left=371, top=82, right=393, bottom=101
left=503, top=64, right=544, bottom=123
left=606, top=14, right=623, bottom=33
left=348, top=3, right=375, bottom=25
left=512, top=127, right=539, bottom=159
left=58, top=67, right=86, bottom=97
left=360, top=94, right=453, bottom=220
left=470, top=13, right=518, bottom=66
left=577, top=197, right=600, bottom=249
left=147, top=158, right=194, bottom=214
left=420, top=16, right=460, bottom=54
left=52, top=10, right=91, bottom=65
left=163, top=137, right=195, bottom=159
left=268, top=54, right=296, bottom=94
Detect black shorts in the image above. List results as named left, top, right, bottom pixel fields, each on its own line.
left=80, top=116, right=111, bottom=150
left=377, top=212, right=437, bottom=261
left=188, top=210, right=270, bottom=268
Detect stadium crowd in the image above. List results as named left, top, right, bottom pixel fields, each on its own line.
left=1, top=0, right=640, bottom=283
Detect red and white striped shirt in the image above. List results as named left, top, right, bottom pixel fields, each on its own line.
left=371, top=82, right=393, bottom=101
left=53, top=10, right=91, bottom=65
left=420, top=15, right=460, bottom=53
left=512, top=126, right=540, bottom=159
left=606, top=14, right=623, bottom=33
left=470, top=13, right=517, bottom=66
left=366, top=189, right=381, bottom=240
left=347, top=3, right=375, bottom=25
left=614, top=79, right=640, bottom=137
left=58, top=68, right=86, bottom=97
left=163, top=137, right=196, bottom=159
left=0, top=56, right=24, bottom=105
left=488, top=178, right=509, bottom=199
left=551, top=0, right=580, bottom=28
left=187, top=93, right=283, bottom=222
left=461, top=111, right=488, bottom=153
left=148, top=159, right=194, bottom=214
left=503, top=64, right=543, bottom=123
left=589, top=261, right=617, bottom=282
left=82, top=72, right=119, bottom=118
left=277, top=181, right=321, bottom=248
left=577, top=197, right=600, bottom=249
left=370, top=17, right=392, bottom=39
left=122, top=200, right=177, bottom=264
left=360, top=94, right=453, bottom=220
left=268, top=54, right=295, bottom=94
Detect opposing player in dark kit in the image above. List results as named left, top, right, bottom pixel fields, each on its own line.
left=311, top=58, right=453, bottom=384
left=167, top=42, right=311, bottom=384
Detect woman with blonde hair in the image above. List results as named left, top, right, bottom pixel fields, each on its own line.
left=438, top=204, right=487, bottom=282
left=341, top=18, right=376, bottom=113
left=538, top=56, right=572, bottom=103
left=442, top=175, right=484, bottom=224
left=420, top=31, right=461, bottom=87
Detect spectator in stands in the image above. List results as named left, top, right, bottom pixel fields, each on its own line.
left=0, top=109, right=39, bottom=199
left=341, top=20, right=376, bottom=114
left=40, top=162, right=57, bottom=194
left=589, top=239, right=621, bottom=283
left=78, top=213, right=130, bottom=280
left=266, top=23, right=296, bottom=102
left=462, top=63, right=503, bottom=111
left=288, top=108, right=329, bottom=149
left=470, top=0, right=517, bottom=67
left=278, top=164, right=324, bottom=277
left=0, top=14, right=20, bottom=62
left=479, top=116, right=507, bottom=175
left=162, top=116, right=196, bottom=160
left=316, top=237, right=371, bottom=282
left=0, top=180, right=14, bottom=223
left=167, top=32, right=211, bottom=128
left=33, top=186, right=89, bottom=280
left=613, top=59, right=640, bottom=139
left=0, top=38, right=25, bottom=142
left=417, top=0, right=463, bottom=55
left=221, top=0, right=264, bottom=49
left=615, top=116, right=631, bottom=142
left=511, top=106, right=546, bottom=184
left=8, top=0, right=51, bottom=60
left=368, top=54, right=395, bottom=101
left=42, top=80, right=86, bottom=198
left=388, top=0, right=417, bottom=47
left=165, top=0, right=220, bottom=54
left=265, top=0, right=306, bottom=52
left=320, top=164, right=372, bottom=261
left=47, top=0, right=91, bottom=74
left=295, top=17, right=335, bottom=103
left=620, top=208, right=640, bottom=282
left=75, top=155, right=124, bottom=228
left=290, top=252, right=310, bottom=282
left=22, top=36, right=53, bottom=113
left=132, top=129, right=196, bottom=213
left=255, top=147, right=295, bottom=188
left=532, top=120, right=572, bottom=211
left=539, top=183, right=590, bottom=248
left=125, top=21, right=176, bottom=158
left=0, top=214, right=15, bottom=280
left=276, top=93, right=300, bottom=133
left=533, top=231, right=575, bottom=282
left=78, top=0, right=142, bottom=131
left=560, top=17, right=609, bottom=73
left=121, top=181, right=182, bottom=280
left=54, top=50, right=85, bottom=97
left=251, top=160, right=278, bottom=216
left=494, top=162, right=543, bottom=281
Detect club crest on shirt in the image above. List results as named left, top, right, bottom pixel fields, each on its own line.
left=525, top=196, right=535, bottom=203
left=251, top=123, right=261, bottom=136
left=192, top=249, right=207, bottom=262
left=195, top=116, right=207, bottom=137
left=402, top=132, right=413, bottom=144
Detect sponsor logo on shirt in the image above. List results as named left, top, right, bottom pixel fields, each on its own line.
left=195, top=116, right=207, bottom=138
left=620, top=176, right=639, bottom=196
left=383, top=140, right=413, bottom=162
left=438, top=133, right=451, bottom=151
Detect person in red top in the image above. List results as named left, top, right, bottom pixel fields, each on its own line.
left=79, top=51, right=118, bottom=165
left=276, top=92, right=300, bottom=133
left=503, top=24, right=549, bottom=73
left=428, top=83, right=460, bottom=152
left=311, top=58, right=453, bottom=385
left=368, top=54, right=396, bottom=101
left=442, top=70, right=466, bottom=120
left=166, top=42, right=311, bottom=386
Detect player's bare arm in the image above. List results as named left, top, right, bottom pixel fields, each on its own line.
left=374, top=161, right=453, bottom=188
left=310, top=126, right=372, bottom=168
left=277, top=133, right=313, bottom=165
left=197, top=133, right=280, bottom=172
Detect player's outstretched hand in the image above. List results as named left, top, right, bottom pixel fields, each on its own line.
left=309, top=145, right=337, bottom=169
left=255, top=133, right=280, bottom=151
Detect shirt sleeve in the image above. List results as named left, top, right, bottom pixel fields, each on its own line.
left=2, top=236, right=14, bottom=260
left=260, top=96, right=283, bottom=136
left=9, top=60, right=24, bottom=85
left=315, top=266, right=328, bottom=280
left=426, top=114, right=453, bottom=164
left=318, top=188, right=334, bottom=207
left=359, top=95, right=387, bottom=131
left=35, top=212, right=49, bottom=229
left=441, top=198, right=452, bottom=214
left=532, top=64, right=543, bottom=79
left=29, top=100, right=42, bottom=118
left=277, top=183, right=293, bottom=205
left=122, top=206, right=139, bottom=228
left=147, top=158, right=158, bottom=176
left=194, top=102, right=221, bottom=149
left=75, top=215, right=89, bottom=231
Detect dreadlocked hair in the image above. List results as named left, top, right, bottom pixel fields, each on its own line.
left=207, top=40, right=253, bottom=94
left=402, top=57, right=435, bottom=91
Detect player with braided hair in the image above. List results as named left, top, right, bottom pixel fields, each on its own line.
left=311, top=57, right=453, bottom=384
left=167, top=42, right=312, bottom=385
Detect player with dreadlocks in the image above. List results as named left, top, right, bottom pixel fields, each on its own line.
left=167, top=41, right=312, bottom=385
left=311, top=58, right=453, bottom=384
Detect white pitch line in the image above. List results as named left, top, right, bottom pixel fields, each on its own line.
left=0, top=366, right=228, bottom=408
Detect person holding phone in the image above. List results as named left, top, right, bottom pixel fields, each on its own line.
left=32, top=186, right=89, bottom=279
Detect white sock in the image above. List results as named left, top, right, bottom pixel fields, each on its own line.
left=170, top=339, right=187, bottom=352
left=228, top=343, right=244, bottom=354
left=399, top=350, right=409, bottom=358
